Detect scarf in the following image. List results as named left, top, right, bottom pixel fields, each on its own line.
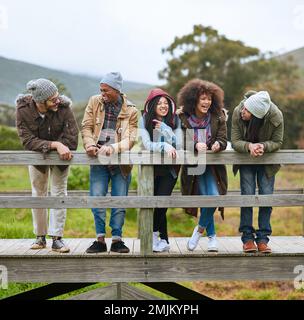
left=187, top=112, right=212, bottom=144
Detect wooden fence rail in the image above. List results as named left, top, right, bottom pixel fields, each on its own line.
left=0, top=150, right=303, bottom=255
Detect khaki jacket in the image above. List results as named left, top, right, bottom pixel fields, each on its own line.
left=81, top=94, right=138, bottom=177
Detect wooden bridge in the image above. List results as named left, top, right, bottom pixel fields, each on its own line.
left=0, top=150, right=304, bottom=300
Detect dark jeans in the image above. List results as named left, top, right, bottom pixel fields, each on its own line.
left=239, top=165, right=275, bottom=244
left=153, top=173, right=177, bottom=243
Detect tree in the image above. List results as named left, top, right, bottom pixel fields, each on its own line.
left=159, top=24, right=302, bottom=147
left=159, top=25, right=300, bottom=109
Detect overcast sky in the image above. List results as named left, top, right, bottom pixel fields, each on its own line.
left=0, top=0, right=303, bottom=84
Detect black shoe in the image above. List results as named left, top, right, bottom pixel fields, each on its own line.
left=110, top=240, right=130, bottom=253
left=86, top=241, right=107, bottom=253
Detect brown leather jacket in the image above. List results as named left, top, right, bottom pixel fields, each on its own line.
left=16, top=94, right=79, bottom=173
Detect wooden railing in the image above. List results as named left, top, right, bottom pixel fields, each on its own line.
left=0, top=150, right=303, bottom=255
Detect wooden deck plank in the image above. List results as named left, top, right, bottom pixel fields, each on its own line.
left=175, top=237, right=203, bottom=255
left=168, top=237, right=181, bottom=254
left=1, top=237, right=304, bottom=257
left=0, top=239, right=18, bottom=254
left=0, top=239, right=33, bottom=255
left=133, top=239, right=140, bottom=254
left=272, top=236, right=304, bottom=253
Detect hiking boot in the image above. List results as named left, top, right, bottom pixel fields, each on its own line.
left=207, top=235, right=218, bottom=252
left=153, top=232, right=160, bottom=252
left=86, top=240, right=107, bottom=253
left=110, top=240, right=130, bottom=253
left=154, top=239, right=170, bottom=252
left=243, top=240, right=257, bottom=253
left=52, top=237, right=70, bottom=253
left=187, top=226, right=202, bottom=251
left=30, top=236, right=46, bottom=250
left=257, top=242, right=272, bottom=254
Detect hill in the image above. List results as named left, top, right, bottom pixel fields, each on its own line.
left=278, top=47, right=304, bottom=69
left=0, top=56, right=153, bottom=105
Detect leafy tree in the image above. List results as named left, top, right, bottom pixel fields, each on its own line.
left=160, top=25, right=299, bottom=106
left=159, top=24, right=302, bottom=146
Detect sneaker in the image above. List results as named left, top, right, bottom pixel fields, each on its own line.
left=30, top=236, right=46, bottom=250
left=257, top=242, right=272, bottom=254
left=154, top=239, right=170, bottom=252
left=207, top=235, right=218, bottom=252
left=110, top=240, right=130, bottom=253
left=187, top=226, right=202, bottom=251
left=243, top=240, right=257, bottom=253
left=153, top=232, right=160, bottom=251
left=86, top=240, right=107, bottom=253
left=52, top=237, right=70, bottom=253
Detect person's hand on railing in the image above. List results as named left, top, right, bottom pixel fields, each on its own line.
left=98, top=145, right=114, bottom=156
left=196, top=142, right=207, bottom=153
left=167, top=147, right=177, bottom=159
left=248, top=143, right=265, bottom=157
left=211, top=141, right=221, bottom=153
left=86, top=145, right=99, bottom=157
left=51, top=142, right=73, bottom=161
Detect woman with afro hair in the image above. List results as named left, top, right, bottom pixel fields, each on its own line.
left=177, top=79, right=228, bottom=252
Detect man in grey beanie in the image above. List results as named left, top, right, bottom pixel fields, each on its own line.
left=81, top=72, right=138, bottom=254
left=231, top=90, right=284, bottom=254
left=16, top=78, right=79, bottom=253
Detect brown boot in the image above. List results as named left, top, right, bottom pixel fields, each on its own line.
left=243, top=240, right=257, bottom=253
left=257, top=242, right=272, bottom=254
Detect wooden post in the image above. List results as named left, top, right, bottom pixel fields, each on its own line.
left=137, top=164, right=154, bottom=255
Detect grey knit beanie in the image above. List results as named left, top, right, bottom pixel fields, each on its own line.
left=26, top=78, right=58, bottom=103
left=100, top=72, right=123, bottom=92
left=244, top=91, right=271, bottom=119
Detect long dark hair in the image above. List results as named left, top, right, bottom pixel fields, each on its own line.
left=144, top=96, right=176, bottom=140
left=246, top=116, right=264, bottom=143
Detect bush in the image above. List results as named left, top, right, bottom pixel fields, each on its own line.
left=68, top=166, right=89, bottom=190
left=0, top=125, right=23, bottom=150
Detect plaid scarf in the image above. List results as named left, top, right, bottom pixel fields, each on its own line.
left=187, top=112, right=212, bottom=144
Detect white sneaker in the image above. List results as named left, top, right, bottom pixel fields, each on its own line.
left=208, top=235, right=218, bottom=252
left=187, top=226, right=202, bottom=251
left=153, top=232, right=160, bottom=251
left=154, top=239, right=170, bottom=252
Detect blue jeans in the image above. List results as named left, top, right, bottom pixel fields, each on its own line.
left=239, top=165, right=275, bottom=244
left=90, top=165, right=131, bottom=240
left=197, top=166, right=218, bottom=237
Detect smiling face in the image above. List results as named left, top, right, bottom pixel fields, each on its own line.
left=195, top=93, right=212, bottom=118
left=155, top=96, right=169, bottom=119
left=100, top=83, right=120, bottom=103
left=45, top=92, right=60, bottom=112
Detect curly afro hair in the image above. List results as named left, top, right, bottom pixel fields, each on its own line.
left=177, top=79, right=224, bottom=116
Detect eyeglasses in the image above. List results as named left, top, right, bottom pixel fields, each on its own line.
left=47, top=95, right=60, bottom=104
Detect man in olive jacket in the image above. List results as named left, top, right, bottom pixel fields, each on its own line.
left=16, top=78, right=79, bottom=253
left=81, top=72, right=138, bottom=254
left=231, top=90, right=284, bottom=254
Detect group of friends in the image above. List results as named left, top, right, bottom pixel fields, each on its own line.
left=15, top=72, right=284, bottom=254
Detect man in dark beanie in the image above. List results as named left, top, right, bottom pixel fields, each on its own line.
left=81, top=72, right=138, bottom=254
left=16, top=78, right=79, bottom=253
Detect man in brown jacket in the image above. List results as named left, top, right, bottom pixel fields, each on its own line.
left=81, top=72, right=138, bottom=254
left=16, top=78, right=79, bottom=253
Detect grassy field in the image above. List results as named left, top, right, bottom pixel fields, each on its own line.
left=0, top=164, right=303, bottom=300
